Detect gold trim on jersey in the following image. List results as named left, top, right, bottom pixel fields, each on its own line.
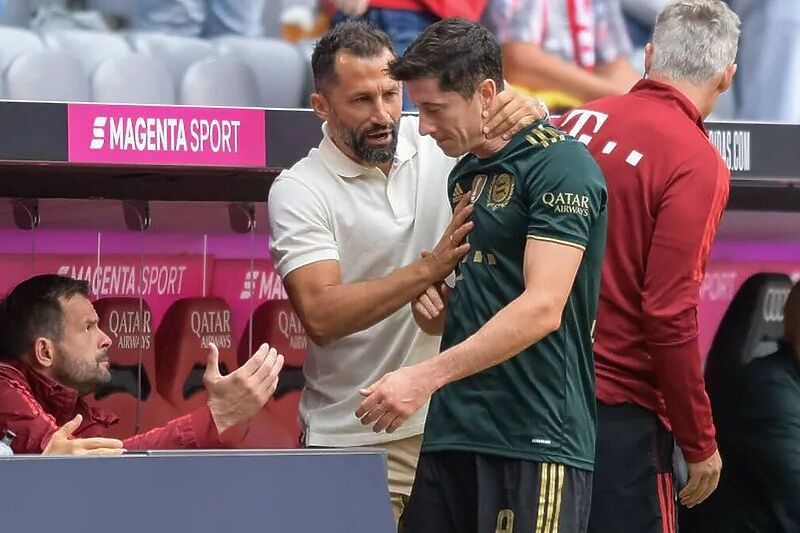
left=528, top=234, right=586, bottom=251
left=526, top=123, right=566, bottom=148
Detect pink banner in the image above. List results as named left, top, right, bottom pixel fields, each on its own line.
left=67, top=103, right=266, bottom=167
left=211, top=260, right=287, bottom=342
left=0, top=254, right=209, bottom=326
left=698, top=261, right=800, bottom=357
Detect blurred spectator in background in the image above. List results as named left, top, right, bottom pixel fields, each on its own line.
left=683, top=282, right=800, bottom=532
left=729, top=0, right=800, bottom=122
left=131, top=0, right=268, bottom=37
left=327, top=0, right=487, bottom=110
left=621, top=0, right=667, bottom=48
left=482, top=0, right=641, bottom=113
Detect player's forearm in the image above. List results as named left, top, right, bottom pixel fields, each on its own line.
left=411, top=303, right=446, bottom=336
left=647, top=335, right=717, bottom=462
left=502, top=42, right=622, bottom=103
left=422, top=292, right=561, bottom=388
left=300, top=260, right=442, bottom=346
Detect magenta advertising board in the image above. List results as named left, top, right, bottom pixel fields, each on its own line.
left=0, top=254, right=209, bottom=326
left=67, top=103, right=266, bottom=167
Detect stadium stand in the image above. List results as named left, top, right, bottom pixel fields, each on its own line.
left=213, top=35, right=306, bottom=108
left=92, top=54, right=176, bottom=104
left=4, top=51, right=89, bottom=101
left=42, top=28, right=130, bottom=74
left=127, top=32, right=217, bottom=84
left=180, top=57, right=261, bottom=107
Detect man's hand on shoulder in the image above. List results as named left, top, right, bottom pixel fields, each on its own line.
left=484, top=86, right=548, bottom=140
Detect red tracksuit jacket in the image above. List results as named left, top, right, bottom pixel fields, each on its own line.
left=555, top=79, right=729, bottom=463
left=0, top=360, right=226, bottom=453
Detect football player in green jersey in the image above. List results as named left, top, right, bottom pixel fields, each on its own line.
left=356, top=18, right=607, bottom=532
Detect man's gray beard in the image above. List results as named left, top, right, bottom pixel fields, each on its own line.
left=343, top=118, right=401, bottom=165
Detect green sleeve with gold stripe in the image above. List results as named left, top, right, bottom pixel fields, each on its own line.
left=524, top=138, right=607, bottom=251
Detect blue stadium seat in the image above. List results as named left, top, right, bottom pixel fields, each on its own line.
left=92, top=54, right=176, bottom=104
left=42, top=28, right=131, bottom=74
left=0, top=27, right=43, bottom=75
left=128, top=32, right=216, bottom=84
left=180, top=58, right=261, bottom=107
left=213, top=36, right=306, bottom=108
left=4, top=51, right=90, bottom=102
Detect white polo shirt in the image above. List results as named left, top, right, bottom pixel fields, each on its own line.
left=267, top=116, right=457, bottom=447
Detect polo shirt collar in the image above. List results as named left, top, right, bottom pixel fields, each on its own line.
left=318, top=119, right=415, bottom=179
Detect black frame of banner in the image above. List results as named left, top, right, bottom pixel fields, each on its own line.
left=0, top=101, right=798, bottom=210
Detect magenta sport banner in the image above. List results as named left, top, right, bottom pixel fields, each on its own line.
left=67, top=103, right=266, bottom=167
left=0, top=254, right=208, bottom=326
left=211, top=259, right=288, bottom=343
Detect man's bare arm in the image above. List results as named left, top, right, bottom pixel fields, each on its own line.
left=285, top=196, right=473, bottom=346
left=503, top=42, right=628, bottom=103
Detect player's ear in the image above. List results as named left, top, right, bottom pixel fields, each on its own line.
left=718, top=63, right=737, bottom=94
left=477, top=78, right=497, bottom=107
left=311, top=91, right=332, bottom=122
left=643, top=43, right=654, bottom=77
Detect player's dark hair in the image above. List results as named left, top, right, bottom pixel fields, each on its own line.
left=389, top=18, right=504, bottom=99
left=0, top=275, right=89, bottom=361
left=312, top=20, right=395, bottom=92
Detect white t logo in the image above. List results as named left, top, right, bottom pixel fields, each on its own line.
left=559, top=109, right=609, bottom=145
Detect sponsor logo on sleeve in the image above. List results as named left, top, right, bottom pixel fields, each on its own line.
left=541, top=191, right=590, bottom=217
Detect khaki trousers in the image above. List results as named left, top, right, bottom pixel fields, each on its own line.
left=355, top=434, right=422, bottom=526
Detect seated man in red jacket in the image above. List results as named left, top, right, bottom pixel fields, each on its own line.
left=0, top=274, right=284, bottom=455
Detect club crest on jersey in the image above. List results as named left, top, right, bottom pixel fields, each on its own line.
left=470, top=174, right=488, bottom=204
left=487, top=173, right=515, bottom=211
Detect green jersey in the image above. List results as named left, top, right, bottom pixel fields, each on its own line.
left=422, top=121, right=607, bottom=471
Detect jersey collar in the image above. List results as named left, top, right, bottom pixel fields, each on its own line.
left=629, top=79, right=707, bottom=134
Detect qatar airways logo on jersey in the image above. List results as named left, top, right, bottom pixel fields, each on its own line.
left=542, top=192, right=590, bottom=217
left=90, top=115, right=242, bottom=154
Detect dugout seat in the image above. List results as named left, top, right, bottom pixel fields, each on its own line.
left=87, top=298, right=179, bottom=438
left=680, top=275, right=794, bottom=532
left=237, top=299, right=307, bottom=447
left=155, top=297, right=238, bottom=414
left=704, top=272, right=794, bottom=427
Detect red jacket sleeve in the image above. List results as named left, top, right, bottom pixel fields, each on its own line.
left=643, top=149, right=728, bottom=463
left=122, top=406, right=233, bottom=450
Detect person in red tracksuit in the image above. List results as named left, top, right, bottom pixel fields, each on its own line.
left=0, top=274, right=284, bottom=455
left=553, top=1, right=740, bottom=531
